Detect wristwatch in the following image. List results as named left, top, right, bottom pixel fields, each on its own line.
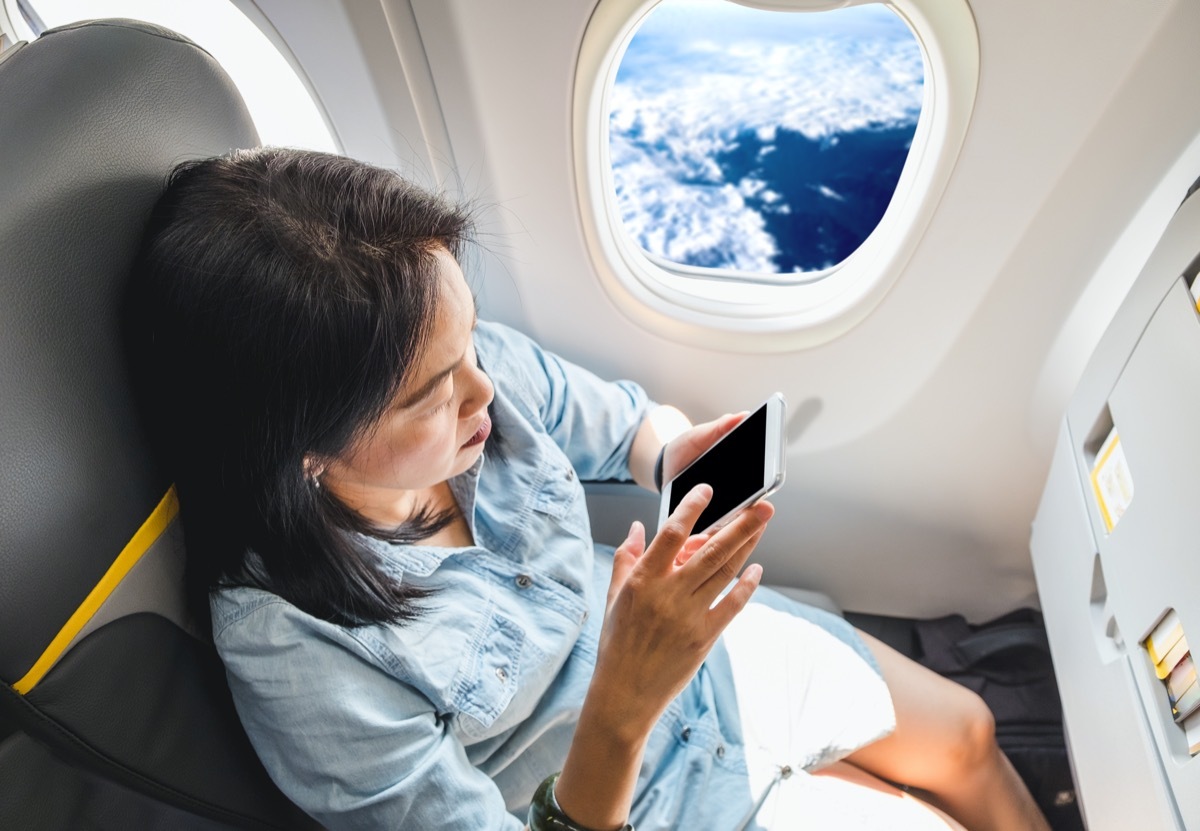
left=528, top=773, right=636, bottom=831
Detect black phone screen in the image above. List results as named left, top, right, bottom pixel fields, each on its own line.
left=667, top=404, right=767, bottom=532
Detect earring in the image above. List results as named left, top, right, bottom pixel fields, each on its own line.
left=304, top=459, right=325, bottom=489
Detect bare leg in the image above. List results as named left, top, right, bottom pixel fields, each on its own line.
left=802, top=761, right=968, bottom=830
left=845, top=631, right=1052, bottom=831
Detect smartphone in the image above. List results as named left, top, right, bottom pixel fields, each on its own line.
left=658, top=393, right=786, bottom=535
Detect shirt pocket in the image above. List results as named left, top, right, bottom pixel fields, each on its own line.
left=452, top=610, right=528, bottom=740
left=530, top=454, right=590, bottom=540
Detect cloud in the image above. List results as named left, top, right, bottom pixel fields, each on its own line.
left=608, top=3, right=923, bottom=272
left=612, top=131, right=779, bottom=271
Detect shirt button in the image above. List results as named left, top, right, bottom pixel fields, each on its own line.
left=565, top=469, right=575, bottom=481
left=495, top=667, right=508, bottom=683
left=515, top=574, right=533, bottom=589
left=680, top=727, right=691, bottom=742
left=715, top=745, right=726, bottom=759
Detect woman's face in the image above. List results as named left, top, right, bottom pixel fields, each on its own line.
left=320, top=247, right=494, bottom=525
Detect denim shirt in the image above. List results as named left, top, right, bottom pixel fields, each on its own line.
left=212, top=321, right=864, bottom=830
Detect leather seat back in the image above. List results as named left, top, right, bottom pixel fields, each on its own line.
left=0, top=18, right=320, bottom=829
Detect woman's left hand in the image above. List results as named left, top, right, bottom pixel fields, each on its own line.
left=659, top=412, right=748, bottom=487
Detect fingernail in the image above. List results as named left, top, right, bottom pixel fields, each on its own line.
left=745, top=563, right=763, bottom=582
left=692, top=483, right=713, bottom=499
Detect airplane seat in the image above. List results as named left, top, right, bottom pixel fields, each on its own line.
left=0, top=18, right=320, bottom=830
left=769, top=585, right=843, bottom=616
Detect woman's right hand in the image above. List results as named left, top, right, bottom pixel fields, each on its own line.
left=551, top=485, right=772, bottom=830
left=591, top=484, right=773, bottom=742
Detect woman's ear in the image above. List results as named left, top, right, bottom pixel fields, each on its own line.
left=302, top=454, right=327, bottom=485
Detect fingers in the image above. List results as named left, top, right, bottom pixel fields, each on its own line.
left=694, top=519, right=768, bottom=603
left=606, top=520, right=645, bottom=609
left=708, top=561, right=764, bottom=633
left=674, top=533, right=710, bottom=567
left=681, top=500, right=774, bottom=593
left=712, top=410, right=749, bottom=439
left=662, top=411, right=748, bottom=482
left=642, top=484, right=712, bottom=573
left=704, top=411, right=748, bottom=436
left=699, top=412, right=749, bottom=452
left=626, top=519, right=646, bottom=555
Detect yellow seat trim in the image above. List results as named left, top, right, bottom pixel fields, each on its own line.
left=13, top=487, right=179, bottom=695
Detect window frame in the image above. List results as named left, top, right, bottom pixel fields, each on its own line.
left=3, top=0, right=40, bottom=39
left=3, top=0, right=340, bottom=154
left=573, top=0, right=979, bottom=351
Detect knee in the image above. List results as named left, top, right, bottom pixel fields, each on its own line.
left=946, top=687, right=998, bottom=773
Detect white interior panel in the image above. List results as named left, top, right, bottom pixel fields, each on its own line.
left=245, top=0, right=1200, bottom=620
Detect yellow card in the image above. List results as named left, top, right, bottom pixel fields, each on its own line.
left=1156, top=639, right=1190, bottom=680
left=1090, top=428, right=1133, bottom=533
left=1147, top=609, right=1185, bottom=665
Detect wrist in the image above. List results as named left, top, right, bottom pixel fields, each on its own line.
left=578, top=673, right=658, bottom=749
left=552, top=689, right=648, bottom=831
left=529, top=773, right=635, bottom=831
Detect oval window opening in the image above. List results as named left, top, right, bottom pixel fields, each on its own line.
left=609, top=0, right=925, bottom=280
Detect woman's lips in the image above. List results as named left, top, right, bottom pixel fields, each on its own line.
left=463, top=414, right=491, bottom=448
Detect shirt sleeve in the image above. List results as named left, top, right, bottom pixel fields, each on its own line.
left=475, top=321, right=653, bottom=482
left=214, top=597, right=526, bottom=831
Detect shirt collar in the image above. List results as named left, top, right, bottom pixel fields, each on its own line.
left=362, top=453, right=486, bottom=578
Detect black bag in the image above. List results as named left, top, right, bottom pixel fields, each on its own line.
left=913, top=609, right=1085, bottom=831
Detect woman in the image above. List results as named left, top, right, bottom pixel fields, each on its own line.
left=124, top=147, right=1050, bottom=831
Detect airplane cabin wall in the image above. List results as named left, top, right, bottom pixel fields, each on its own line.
left=211, top=0, right=1200, bottom=618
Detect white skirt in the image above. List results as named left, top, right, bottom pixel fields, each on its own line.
left=724, top=601, right=962, bottom=830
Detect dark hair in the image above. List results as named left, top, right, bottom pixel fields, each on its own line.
left=124, top=148, right=475, bottom=628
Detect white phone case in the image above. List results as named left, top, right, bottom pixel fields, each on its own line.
left=658, top=392, right=786, bottom=534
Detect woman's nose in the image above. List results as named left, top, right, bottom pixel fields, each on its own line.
left=466, top=363, right=494, bottom=411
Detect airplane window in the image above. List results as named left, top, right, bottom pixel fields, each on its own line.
left=9, top=0, right=337, bottom=152
left=576, top=0, right=977, bottom=349
left=610, top=1, right=923, bottom=279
